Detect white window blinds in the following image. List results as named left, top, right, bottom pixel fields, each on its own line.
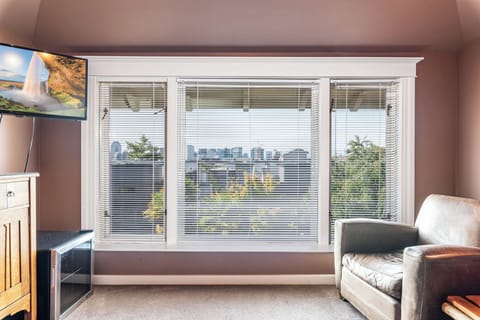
left=98, top=82, right=166, bottom=244
left=177, top=80, right=319, bottom=244
left=330, top=80, right=400, bottom=242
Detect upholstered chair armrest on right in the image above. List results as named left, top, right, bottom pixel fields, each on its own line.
left=334, top=219, right=418, bottom=289
left=401, top=245, right=480, bottom=320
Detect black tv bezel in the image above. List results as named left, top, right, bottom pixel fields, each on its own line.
left=0, top=43, right=88, bottom=121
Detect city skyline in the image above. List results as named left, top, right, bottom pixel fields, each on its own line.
left=108, top=105, right=388, bottom=158
left=111, top=141, right=309, bottom=162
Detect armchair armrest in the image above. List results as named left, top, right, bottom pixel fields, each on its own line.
left=335, top=219, right=418, bottom=288
left=401, top=245, right=480, bottom=320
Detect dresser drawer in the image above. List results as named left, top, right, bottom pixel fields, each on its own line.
left=4, top=181, right=30, bottom=208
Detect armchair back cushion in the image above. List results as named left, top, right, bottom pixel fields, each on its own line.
left=415, top=194, right=480, bottom=247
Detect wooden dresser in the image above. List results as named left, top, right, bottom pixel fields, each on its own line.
left=0, top=173, right=38, bottom=320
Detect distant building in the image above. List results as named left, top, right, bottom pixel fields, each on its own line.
left=252, top=163, right=266, bottom=177
left=209, top=165, right=236, bottom=189
left=198, top=148, right=207, bottom=160
left=231, top=147, right=243, bottom=159
left=217, top=148, right=232, bottom=160
left=265, top=151, right=273, bottom=160
left=111, top=141, right=122, bottom=160
left=272, top=150, right=281, bottom=160
left=185, top=160, right=197, bottom=173
left=199, top=170, right=208, bottom=183
left=234, top=160, right=253, bottom=183
left=264, top=163, right=283, bottom=182
left=187, top=145, right=195, bottom=161
left=110, top=161, right=164, bottom=234
left=283, top=148, right=310, bottom=193
left=207, top=148, right=217, bottom=159
left=250, top=147, right=264, bottom=161
left=283, top=148, right=308, bottom=162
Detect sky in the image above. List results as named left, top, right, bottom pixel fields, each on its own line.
left=0, top=45, right=48, bottom=82
left=108, top=107, right=387, bottom=157
left=184, top=108, right=312, bottom=153
left=332, top=108, right=386, bottom=155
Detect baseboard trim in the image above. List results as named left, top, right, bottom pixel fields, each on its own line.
left=93, top=274, right=335, bottom=285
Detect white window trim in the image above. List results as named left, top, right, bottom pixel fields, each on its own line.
left=166, top=77, right=178, bottom=247
left=318, top=78, right=331, bottom=246
left=81, top=56, right=422, bottom=252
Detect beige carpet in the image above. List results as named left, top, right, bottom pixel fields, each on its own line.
left=65, top=285, right=365, bottom=320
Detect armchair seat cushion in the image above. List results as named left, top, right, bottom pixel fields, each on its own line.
left=342, top=249, right=404, bottom=299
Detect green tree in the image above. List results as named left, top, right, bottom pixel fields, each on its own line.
left=331, top=136, right=386, bottom=220
left=198, top=172, right=280, bottom=235
left=185, top=177, right=198, bottom=202
left=143, top=188, right=165, bottom=234
left=126, top=135, right=163, bottom=160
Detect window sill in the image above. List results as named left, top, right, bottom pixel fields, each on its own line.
left=94, top=242, right=334, bottom=253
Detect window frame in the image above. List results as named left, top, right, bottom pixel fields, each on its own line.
left=81, top=57, right=421, bottom=252
left=97, top=80, right=168, bottom=244
left=176, top=79, right=321, bottom=244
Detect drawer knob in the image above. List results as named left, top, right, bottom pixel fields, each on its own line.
left=6, top=191, right=15, bottom=197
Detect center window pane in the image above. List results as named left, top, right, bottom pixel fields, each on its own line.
left=177, top=81, right=319, bottom=243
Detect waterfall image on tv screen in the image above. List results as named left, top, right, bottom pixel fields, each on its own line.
left=0, top=44, right=87, bottom=120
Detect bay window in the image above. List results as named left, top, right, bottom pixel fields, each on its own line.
left=82, top=57, right=420, bottom=250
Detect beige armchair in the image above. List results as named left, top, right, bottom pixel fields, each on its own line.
left=335, top=194, right=480, bottom=320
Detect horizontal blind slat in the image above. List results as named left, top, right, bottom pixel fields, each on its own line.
left=98, top=82, right=166, bottom=244
left=177, top=81, right=319, bottom=243
left=329, top=80, right=400, bottom=243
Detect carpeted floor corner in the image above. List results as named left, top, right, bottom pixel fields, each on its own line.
left=65, top=285, right=365, bottom=320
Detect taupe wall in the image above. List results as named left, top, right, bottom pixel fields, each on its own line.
left=0, top=4, right=40, bottom=174
left=34, top=0, right=465, bottom=51
left=95, top=252, right=334, bottom=275
left=415, top=51, right=458, bottom=211
left=457, top=40, right=480, bottom=199
left=0, top=116, right=38, bottom=173
left=36, top=119, right=82, bottom=230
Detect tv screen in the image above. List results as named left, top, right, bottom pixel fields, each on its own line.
left=0, top=43, right=87, bottom=120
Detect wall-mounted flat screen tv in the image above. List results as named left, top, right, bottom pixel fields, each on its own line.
left=0, top=43, right=87, bottom=120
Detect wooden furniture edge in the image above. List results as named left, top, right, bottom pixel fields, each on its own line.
left=0, top=294, right=31, bottom=319
left=26, top=175, right=37, bottom=320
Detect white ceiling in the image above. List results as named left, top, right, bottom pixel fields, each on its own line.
left=1, top=0, right=479, bottom=52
